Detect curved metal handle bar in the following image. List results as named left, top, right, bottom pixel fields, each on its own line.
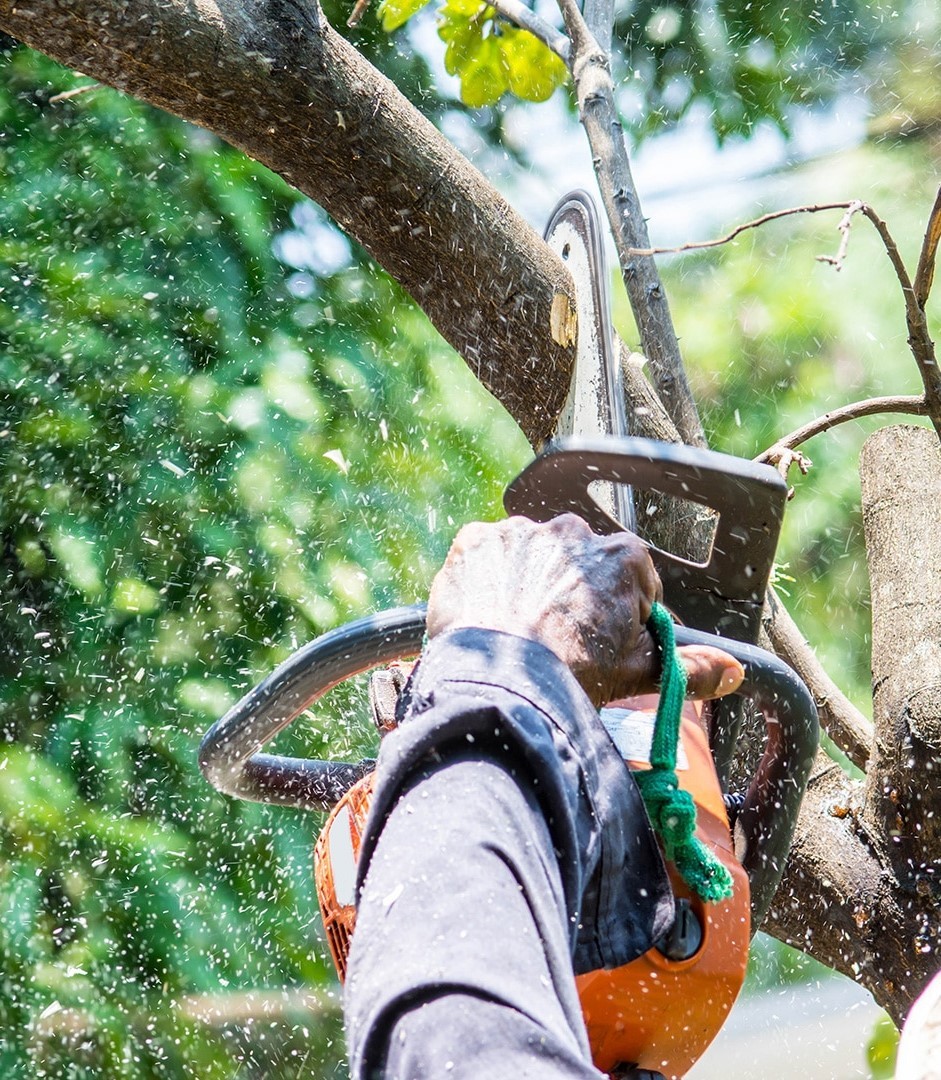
left=199, top=606, right=817, bottom=927
left=198, top=605, right=426, bottom=811
left=675, top=626, right=818, bottom=927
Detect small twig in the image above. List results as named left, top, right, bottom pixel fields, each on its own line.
left=759, top=446, right=812, bottom=497
left=758, top=395, right=928, bottom=464
left=347, top=0, right=370, bottom=27
left=48, top=82, right=101, bottom=104
left=913, top=184, right=941, bottom=309
left=815, top=200, right=864, bottom=271
left=490, top=0, right=570, bottom=60
left=626, top=201, right=858, bottom=257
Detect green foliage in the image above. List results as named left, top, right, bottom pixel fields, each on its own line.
left=437, top=3, right=567, bottom=107
left=371, top=0, right=909, bottom=140
left=379, top=0, right=568, bottom=107
left=866, top=1014, right=899, bottom=1079
left=379, top=0, right=430, bottom=32
left=613, top=0, right=897, bottom=141
left=0, top=45, right=527, bottom=1075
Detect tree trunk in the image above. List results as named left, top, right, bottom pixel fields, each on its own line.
left=763, top=425, right=941, bottom=1026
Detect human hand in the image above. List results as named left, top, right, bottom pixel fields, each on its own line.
left=426, top=514, right=744, bottom=708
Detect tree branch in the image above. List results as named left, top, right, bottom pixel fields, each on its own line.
left=0, top=0, right=578, bottom=448
left=815, top=200, right=865, bottom=271
left=554, top=0, right=707, bottom=449
left=757, top=395, right=928, bottom=462
left=627, top=202, right=861, bottom=257
left=913, top=184, right=941, bottom=309
left=762, top=588, right=872, bottom=771
left=860, top=426, right=941, bottom=861
left=629, top=194, right=941, bottom=442
left=490, top=0, right=570, bottom=60
left=580, top=0, right=614, bottom=52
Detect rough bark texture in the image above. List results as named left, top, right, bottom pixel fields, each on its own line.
left=763, top=426, right=941, bottom=1026
left=0, top=0, right=576, bottom=447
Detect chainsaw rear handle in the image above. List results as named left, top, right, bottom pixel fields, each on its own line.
left=199, top=605, right=816, bottom=928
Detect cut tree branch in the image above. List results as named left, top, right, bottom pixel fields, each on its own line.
left=860, top=426, right=941, bottom=860
left=554, top=0, right=707, bottom=449
left=0, top=0, right=578, bottom=448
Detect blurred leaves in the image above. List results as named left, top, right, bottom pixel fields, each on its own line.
left=0, top=44, right=526, bottom=1076
left=866, top=1014, right=899, bottom=1078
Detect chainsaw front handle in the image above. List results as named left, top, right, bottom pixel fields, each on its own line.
left=199, top=605, right=816, bottom=929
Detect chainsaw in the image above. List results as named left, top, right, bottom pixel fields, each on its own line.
left=199, top=193, right=818, bottom=1079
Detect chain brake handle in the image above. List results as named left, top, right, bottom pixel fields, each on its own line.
left=504, top=435, right=787, bottom=645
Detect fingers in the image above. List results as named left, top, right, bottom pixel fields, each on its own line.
left=677, top=646, right=744, bottom=700
left=615, top=640, right=744, bottom=703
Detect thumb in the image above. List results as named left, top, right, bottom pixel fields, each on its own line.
left=677, top=645, right=744, bottom=701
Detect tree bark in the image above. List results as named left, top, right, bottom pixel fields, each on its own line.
left=0, top=0, right=577, bottom=447
left=763, top=425, right=941, bottom=1026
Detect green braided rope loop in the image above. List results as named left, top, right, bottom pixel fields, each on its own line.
left=632, top=602, right=734, bottom=905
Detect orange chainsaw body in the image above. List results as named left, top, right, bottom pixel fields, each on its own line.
left=314, top=696, right=749, bottom=1079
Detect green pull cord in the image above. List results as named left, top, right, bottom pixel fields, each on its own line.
left=632, top=602, right=734, bottom=904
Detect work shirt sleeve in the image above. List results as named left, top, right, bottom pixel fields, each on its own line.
left=344, top=627, right=673, bottom=1079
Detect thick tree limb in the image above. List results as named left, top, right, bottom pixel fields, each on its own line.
left=761, top=756, right=928, bottom=1027
left=861, top=426, right=941, bottom=860
left=0, top=0, right=577, bottom=447
left=554, top=0, right=706, bottom=448
left=762, top=588, right=872, bottom=771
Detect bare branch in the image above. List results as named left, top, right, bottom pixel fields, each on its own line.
left=555, top=0, right=706, bottom=449
left=762, top=588, right=872, bottom=771
left=913, top=184, right=941, bottom=309
left=758, top=395, right=928, bottom=463
left=627, top=201, right=860, bottom=257
left=580, top=0, right=614, bottom=52
left=346, top=0, right=370, bottom=28
left=630, top=193, right=941, bottom=442
left=815, top=200, right=865, bottom=271
left=490, top=0, right=570, bottom=61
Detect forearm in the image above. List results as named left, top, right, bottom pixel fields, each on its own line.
left=346, top=754, right=600, bottom=1080
left=343, top=629, right=673, bottom=1078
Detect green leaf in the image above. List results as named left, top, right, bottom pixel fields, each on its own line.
left=459, top=34, right=508, bottom=107
left=378, top=0, right=431, bottom=32
left=438, top=0, right=486, bottom=77
left=501, top=25, right=568, bottom=102
left=866, top=1015, right=899, bottom=1079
